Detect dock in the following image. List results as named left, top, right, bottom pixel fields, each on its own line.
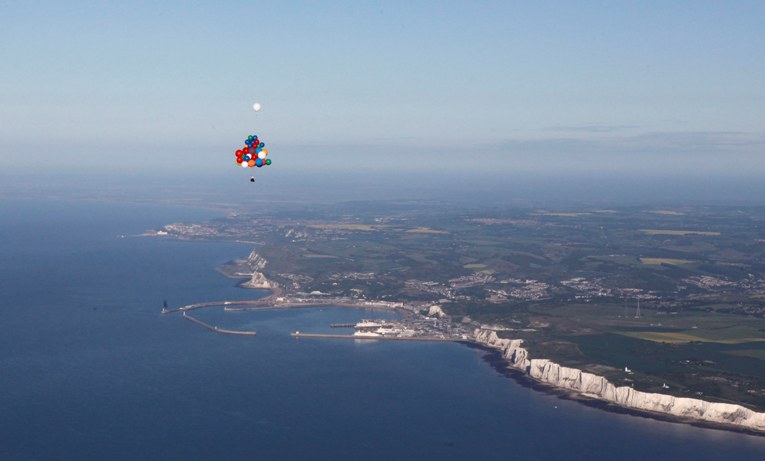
left=290, top=332, right=455, bottom=342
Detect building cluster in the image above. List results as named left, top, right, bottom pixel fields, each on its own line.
left=683, top=275, right=737, bottom=290
left=329, top=272, right=377, bottom=281
left=505, top=279, right=552, bottom=301
left=284, top=227, right=309, bottom=241
left=485, top=279, right=552, bottom=302
left=560, top=277, right=615, bottom=299
left=277, top=273, right=314, bottom=291
left=448, top=272, right=495, bottom=289
left=160, top=219, right=271, bottom=242
left=351, top=315, right=470, bottom=340
left=405, top=279, right=453, bottom=298
left=162, top=223, right=216, bottom=238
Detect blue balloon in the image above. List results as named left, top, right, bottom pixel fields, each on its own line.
left=243, top=154, right=251, bottom=161
left=258, top=142, right=265, bottom=148
left=255, top=158, right=263, bottom=167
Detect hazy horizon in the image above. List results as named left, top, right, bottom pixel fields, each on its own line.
left=4, top=169, right=765, bottom=209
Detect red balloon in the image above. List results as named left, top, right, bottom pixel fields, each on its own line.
left=236, top=158, right=243, bottom=164
left=243, top=147, right=250, bottom=154
left=236, top=150, right=243, bottom=156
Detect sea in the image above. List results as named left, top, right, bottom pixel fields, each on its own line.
left=1, top=197, right=764, bottom=460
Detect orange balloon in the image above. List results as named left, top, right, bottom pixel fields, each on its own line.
left=247, top=159, right=256, bottom=167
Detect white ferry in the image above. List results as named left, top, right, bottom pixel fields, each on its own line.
left=353, top=330, right=381, bottom=337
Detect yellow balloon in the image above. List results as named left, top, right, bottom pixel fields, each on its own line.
left=261, top=148, right=268, bottom=156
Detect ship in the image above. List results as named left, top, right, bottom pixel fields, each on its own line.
left=354, top=320, right=384, bottom=330
left=353, top=330, right=381, bottom=338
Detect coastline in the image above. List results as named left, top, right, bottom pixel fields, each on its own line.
left=469, top=329, right=765, bottom=435
left=464, top=342, right=765, bottom=437
left=175, top=247, right=765, bottom=437
left=171, top=295, right=765, bottom=435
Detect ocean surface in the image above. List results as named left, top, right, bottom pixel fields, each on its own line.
left=1, top=198, right=764, bottom=460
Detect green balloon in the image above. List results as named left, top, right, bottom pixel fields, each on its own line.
left=265, top=158, right=272, bottom=165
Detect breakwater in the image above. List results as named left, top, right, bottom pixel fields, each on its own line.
left=164, top=299, right=267, bottom=314
left=182, top=312, right=257, bottom=336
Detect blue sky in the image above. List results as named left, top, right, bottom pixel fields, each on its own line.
left=1, top=1, right=763, bottom=176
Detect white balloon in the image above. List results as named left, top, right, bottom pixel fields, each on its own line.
left=252, top=102, right=262, bottom=112
left=241, top=161, right=249, bottom=168
left=257, top=151, right=266, bottom=159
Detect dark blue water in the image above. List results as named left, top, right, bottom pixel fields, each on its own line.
left=1, top=198, right=764, bottom=460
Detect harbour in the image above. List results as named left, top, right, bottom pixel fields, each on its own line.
left=164, top=297, right=470, bottom=341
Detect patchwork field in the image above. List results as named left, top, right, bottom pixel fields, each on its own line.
left=639, top=258, right=695, bottom=265
left=640, top=229, right=720, bottom=236
left=620, top=330, right=765, bottom=344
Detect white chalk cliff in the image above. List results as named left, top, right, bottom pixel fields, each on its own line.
left=427, top=305, right=447, bottom=318
left=243, top=271, right=275, bottom=289
left=473, top=329, right=765, bottom=432
left=241, top=251, right=276, bottom=289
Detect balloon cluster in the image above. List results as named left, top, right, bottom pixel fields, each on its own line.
left=235, top=134, right=272, bottom=168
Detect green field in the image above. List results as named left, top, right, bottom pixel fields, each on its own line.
left=640, top=229, right=720, bottom=236
left=464, top=263, right=488, bottom=269
left=620, top=330, right=765, bottom=344
left=724, top=350, right=765, bottom=361
left=406, top=227, right=449, bottom=234
left=650, top=210, right=686, bottom=216
left=308, top=224, right=380, bottom=231
left=533, top=211, right=590, bottom=217
left=639, top=257, right=694, bottom=265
